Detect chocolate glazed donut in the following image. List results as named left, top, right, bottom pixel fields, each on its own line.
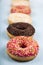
left=7, top=22, right=35, bottom=36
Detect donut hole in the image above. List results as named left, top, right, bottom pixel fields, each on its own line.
left=16, top=26, right=26, bottom=30
left=19, top=43, right=27, bottom=48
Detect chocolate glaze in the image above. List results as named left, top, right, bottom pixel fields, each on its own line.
left=7, top=22, right=35, bottom=36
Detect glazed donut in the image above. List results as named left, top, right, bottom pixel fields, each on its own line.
left=12, top=0, right=30, bottom=6
left=7, top=22, right=35, bottom=38
left=11, top=6, right=31, bottom=15
left=8, top=13, right=32, bottom=24
left=7, top=36, right=39, bottom=61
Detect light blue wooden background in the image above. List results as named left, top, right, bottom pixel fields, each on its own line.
left=0, top=0, right=43, bottom=65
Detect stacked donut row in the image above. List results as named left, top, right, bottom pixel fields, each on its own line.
left=6, top=0, right=39, bottom=61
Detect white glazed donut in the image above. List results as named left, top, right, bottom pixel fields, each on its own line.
left=8, top=13, right=32, bottom=24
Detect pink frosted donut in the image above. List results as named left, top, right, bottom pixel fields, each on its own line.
left=7, top=36, right=39, bottom=61
left=11, top=6, right=31, bottom=15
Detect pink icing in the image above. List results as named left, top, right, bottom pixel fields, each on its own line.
left=7, top=36, right=39, bottom=57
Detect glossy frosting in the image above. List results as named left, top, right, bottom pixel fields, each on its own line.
left=7, top=22, right=35, bottom=36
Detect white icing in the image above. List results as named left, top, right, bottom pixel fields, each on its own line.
left=8, top=13, right=32, bottom=24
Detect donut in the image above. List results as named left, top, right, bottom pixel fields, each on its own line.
left=7, top=22, right=35, bottom=38
left=12, top=0, right=29, bottom=1
left=7, top=36, right=39, bottom=61
left=8, top=13, right=32, bottom=24
left=11, top=6, right=31, bottom=15
left=11, top=0, right=30, bottom=6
